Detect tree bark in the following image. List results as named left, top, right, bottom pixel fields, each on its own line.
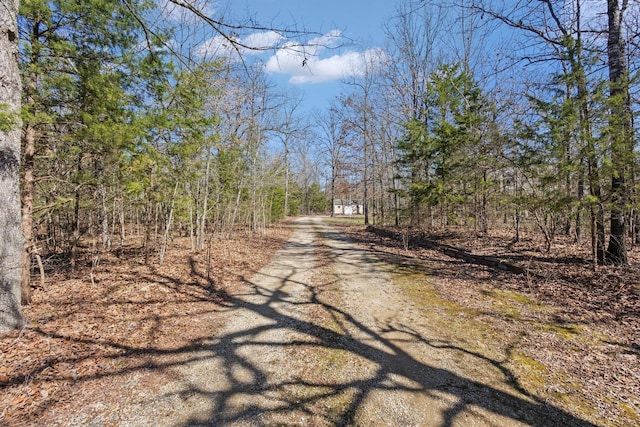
left=197, top=149, right=211, bottom=251
left=19, top=17, right=43, bottom=305
left=98, top=182, right=110, bottom=249
left=0, top=0, right=26, bottom=332
left=605, top=0, right=630, bottom=265
left=158, top=183, right=178, bottom=265
left=20, top=123, right=35, bottom=304
left=70, top=155, right=82, bottom=272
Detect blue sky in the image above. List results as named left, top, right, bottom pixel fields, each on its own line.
left=157, top=0, right=626, bottom=116
left=218, top=0, right=403, bottom=112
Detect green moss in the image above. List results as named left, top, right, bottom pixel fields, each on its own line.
left=538, top=323, right=582, bottom=339
left=508, top=352, right=605, bottom=422
left=500, top=305, right=523, bottom=320
left=395, top=273, right=463, bottom=312
left=509, top=351, right=549, bottom=387
left=618, top=402, right=640, bottom=421
left=391, top=270, right=504, bottom=360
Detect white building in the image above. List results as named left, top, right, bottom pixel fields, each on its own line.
left=332, top=199, right=364, bottom=216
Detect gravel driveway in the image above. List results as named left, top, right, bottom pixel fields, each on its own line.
left=73, top=217, right=596, bottom=426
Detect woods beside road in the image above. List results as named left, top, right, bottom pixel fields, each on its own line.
left=1, top=217, right=638, bottom=426
left=2, top=2, right=640, bottom=424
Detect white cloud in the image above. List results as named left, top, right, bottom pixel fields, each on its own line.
left=264, top=31, right=388, bottom=84
left=243, top=31, right=286, bottom=50
left=305, top=30, right=343, bottom=55
left=196, top=30, right=285, bottom=59
left=195, top=28, right=389, bottom=85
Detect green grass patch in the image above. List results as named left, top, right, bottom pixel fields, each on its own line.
left=323, top=216, right=365, bottom=226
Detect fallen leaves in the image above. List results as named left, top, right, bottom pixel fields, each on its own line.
left=0, top=225, right=292, bottom=425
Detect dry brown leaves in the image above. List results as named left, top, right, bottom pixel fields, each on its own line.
left=0, top=224, right=292, bottom=426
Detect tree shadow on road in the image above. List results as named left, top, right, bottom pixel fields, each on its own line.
left=7, top=220, right=601, bottom=426
left=167, top=220, right=598, bottom=427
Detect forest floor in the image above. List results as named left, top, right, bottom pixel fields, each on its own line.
left=1, top=216, right=638, bottom=426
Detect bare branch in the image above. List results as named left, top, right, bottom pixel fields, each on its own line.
left=469, top=1, right=561, bottom=46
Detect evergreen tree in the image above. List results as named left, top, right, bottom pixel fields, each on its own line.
left=397, top=63, right=491, bottom=228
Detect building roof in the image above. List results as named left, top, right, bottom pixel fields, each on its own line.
left=333, top=199, right=362, bottom=205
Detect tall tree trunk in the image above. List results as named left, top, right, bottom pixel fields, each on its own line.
left=143, top=197, right=152, bottom=265
left=363, top=115, right=369, bottom=225
left=197, top=149, right=211, bottom=251
left=189, top=203, right=195, bottom=251
left=0, top=0, right=26, bottom=332
left=92, top=154, right=109, bottom=250
left=513, top=169, right=520, bottom=242
left=143, top=168, right=155, bottom=265
left=572, top=28, right=604, bottom=263
left=250, top=154, right=257, bottom=233
left=575, top=162, right=584, bottom=244
left=605, top=0, right=630, bottom=265
left=227, top=176, right=244, bottom=240
left=635, top=210, right=640, bottom=245
left=119, top=197, right=125, bottom=246
left=481, top=169, right=488, bottom=234
left=70, top=154, right=82, bottom=273
left=19, top=18, right=43, bottom=305
left=330, top=163, right=336, bottom=218
left=284, top=141, right=290, bottom=217
left=588, top=157, right=606, bottom=264
left=20, top=123, right=35, bottom=304
left=159, top=183, right=178, bottom=265
left=98, top=182, right=110, bottom=249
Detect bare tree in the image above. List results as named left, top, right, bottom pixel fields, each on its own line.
left=343, top=51, right=387, bottom=225
left=274, top=94, right=306, bottom=218
left=315, top=103, right=349, bottom=217
left=292, top=134, right=323, bottom=215
left=383, top=0, right=444, bottom=123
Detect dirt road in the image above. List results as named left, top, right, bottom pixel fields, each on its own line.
left=70, top=217, right=597, bottom=426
